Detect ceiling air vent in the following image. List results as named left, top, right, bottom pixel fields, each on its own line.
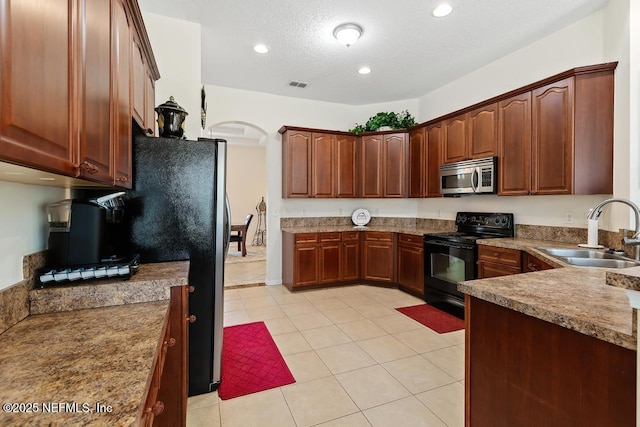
left=288, top=80, right=308, bottom=88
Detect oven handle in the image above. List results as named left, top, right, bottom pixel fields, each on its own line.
left=424, top=239, right=474, bottom=251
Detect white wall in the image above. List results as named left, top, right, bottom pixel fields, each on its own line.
left=0, top=182, right=66, bottom=290
left=142, top=12, right=202, bottom=140
left=226, top=144, right=267, bottom=242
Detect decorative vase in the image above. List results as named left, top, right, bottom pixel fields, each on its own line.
left=155, top=96, right=188, bottom=138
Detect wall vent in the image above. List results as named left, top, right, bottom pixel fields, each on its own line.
left=288, top=80, right=308, bottom=88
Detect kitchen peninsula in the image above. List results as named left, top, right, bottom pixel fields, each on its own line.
left=460, top=239, right=636, bottom=426
left=0, top=262, right=189, bottom=426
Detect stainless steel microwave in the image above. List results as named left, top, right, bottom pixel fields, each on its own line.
left=440, top=156, right=497, bottom=196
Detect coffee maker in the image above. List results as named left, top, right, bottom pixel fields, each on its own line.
left=46, top=192, right=127, bottom=267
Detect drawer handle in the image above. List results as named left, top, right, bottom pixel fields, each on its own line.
left=78, top=161, right=100, bottom=175
left=188, top=314, right=197, bottom=323
left=147, top=401, right=165, bottom=416
left=115, top=176, right=128, bottom=183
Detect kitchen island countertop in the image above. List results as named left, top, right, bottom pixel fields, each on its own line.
left=461, top=238, right=639, bottom=350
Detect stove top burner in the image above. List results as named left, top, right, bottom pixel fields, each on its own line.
left=424, top=212, right=515, bottom=244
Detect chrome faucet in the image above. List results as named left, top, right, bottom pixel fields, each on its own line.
left=587, top=197, right=640, bottom=260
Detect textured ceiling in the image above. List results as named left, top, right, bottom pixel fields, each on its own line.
left=138, top=0, right=609, bottom=105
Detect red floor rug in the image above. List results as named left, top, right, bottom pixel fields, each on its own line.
left=396, top=304, right=465, bottom=333
left=218, top=321, right=295, bottom=400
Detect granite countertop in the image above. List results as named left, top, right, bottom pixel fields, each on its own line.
left=461, top=237, right=638, bottom=350
left=0, top=300, right=169, bottom=426
left=30, top=261, right=189, bottom=314
left=281, top=225, right=444, bottom=236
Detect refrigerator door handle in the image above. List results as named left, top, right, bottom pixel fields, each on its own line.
left=224, top=194, right=231, bottom=258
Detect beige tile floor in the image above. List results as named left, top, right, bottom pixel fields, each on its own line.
left=224, top=245, right=266, bottom=288
left=187, top=284, right=465, bottom=427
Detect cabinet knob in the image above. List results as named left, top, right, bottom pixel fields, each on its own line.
left=188, top=285, right=195, bottom=293
left=146, top=400, right=164, bottom=416
left=78, top=161, right=100, bottom=175
left=528, top=262, right=538, bottom=271
left=115, top=176, right=128, bottom=183
left=167, top=337, right=176, bottom=347
left=146, top=128, right=154, bottom=135
left=188, top=314, right=197, bottom=323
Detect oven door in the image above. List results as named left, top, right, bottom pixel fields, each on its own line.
left=424, top=238, right=476, bottom=303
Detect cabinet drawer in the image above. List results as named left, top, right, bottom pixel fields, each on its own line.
left=295, top=233, right=318, bottom=243
left=478, top=245, right=521, bottom=268
left=342, top=231, right=359, bottom=241
left=398, top=233, right=422, bottom=246
left=364, top=231, right=393, bottom=242
left=319, top=232, right=341, bottom=242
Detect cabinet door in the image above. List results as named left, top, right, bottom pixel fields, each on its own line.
left=383, top=133, right=406, bottom=197
left=77, top=0, right=114, bottom=184
left=294, top=244, right=318, bottom=286
left=360, top=135, right=383, bottom=197
left=335, top=134, right=356, bottom=197
left=113, top=0, right=132, bottom=188
left=498, top=93, right=531, bottom=195
left=477, top=261, right=521, bottom=279
left=0, top=0, right=76, bottom=175
left=319, top=242, right=341, bottom=284
left=312, top=133, right=335, bottom=197
left=532, top=78, right=574, bottom=195
left=397, top=243, right=424, bottom=297
left=144, top=71, right=156, bottom=136
left=426, top=123, right=443, bottom=197
left=131, top=35, right=146, bottom=130
left=468, top=103, right=498, bottom=159
left=408, top=128, right=425, bottom=198
left=341, top=235, right=360, bottom=281
left=443, top=113, right=468, bottom=163
left=362, top=234, right=394, bottom=282
left=282, top=131, right=312, bottom=197
left=522, top=253, right=554, bottom=272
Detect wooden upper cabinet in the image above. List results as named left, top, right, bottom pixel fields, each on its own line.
left=498, top=93, right=531, bottom=196
left=443, top=113, right=468, bottom=163
left=144, top=72, right=156, bottom=136
left=532, top=77, right=574, bottom=195
left=312, top=133, right=335, bottom=197
left=408, top=127, right=426, bottom=198
left=78, top=0, right=114, bottom=184
left=113, top=0, right=132, bottom=188
left=426, top=123, right=443, bottom=197
left=282, top=130, right=312, bottom=197
left=468, top=103, right=498, bottom=159
left=335, top=134, right=357, bottom=198
left=383, top=133, right=406, bottom=197
left=131, top=35, right=146, bottom=131
left=0, top=0, right=76, bottom=176
left=360, top=134, right=384, bottom=197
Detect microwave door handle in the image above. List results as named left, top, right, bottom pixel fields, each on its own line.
left=471, top=168, right=479, bottom=193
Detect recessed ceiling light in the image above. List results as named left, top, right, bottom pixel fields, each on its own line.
left=253, top=44, right=269, bottom=54
left=4, top=172, right=24, bottom=175
left=358, top=67, right=371, bottom=75
left=432, top=4, right=453, bottom=18
left=333, top=23, right=363, bottom=47
left=38, top=177, right=55, bottom=181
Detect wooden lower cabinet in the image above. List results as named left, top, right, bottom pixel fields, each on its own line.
left=282, top=232, right=360, bottom=290
left=477, top=245, right=522, bottom=279
left=396, top=234, right=424, bottom=297
left=522, top=252, right=554, bottom=272
left=465, top=296, right=635, bottom=426
left=140, top=285, right=188, bottom=426
left=361, top=232, right=395, bottom=283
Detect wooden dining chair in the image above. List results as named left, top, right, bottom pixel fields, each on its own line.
left=229, top=214, right=253, bottom=256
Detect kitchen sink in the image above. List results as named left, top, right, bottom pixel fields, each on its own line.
left=536, top=247, right=640, bottom=268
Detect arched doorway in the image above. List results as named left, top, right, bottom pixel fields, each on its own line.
left=208, top=121, right=268, bottom=287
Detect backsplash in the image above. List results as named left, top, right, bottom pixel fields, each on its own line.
left=0, top=251, right=46, bottom=334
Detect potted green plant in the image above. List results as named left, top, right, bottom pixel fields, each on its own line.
left=349, top=110, right=416, bottom=135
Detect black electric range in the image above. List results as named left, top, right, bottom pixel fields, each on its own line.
left=423, top=212, right=514, bottom=318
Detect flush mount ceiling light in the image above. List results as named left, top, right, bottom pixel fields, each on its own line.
left=333, top=23, right=363, bottom=47
left=432, top=4, right=453, bottom=18
left=358, top=66, right=371, bottom=75
left=253, top=44, right=269, bottom=54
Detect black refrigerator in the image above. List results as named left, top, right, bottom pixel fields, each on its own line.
left=126, top=134, right=228, bottom=396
